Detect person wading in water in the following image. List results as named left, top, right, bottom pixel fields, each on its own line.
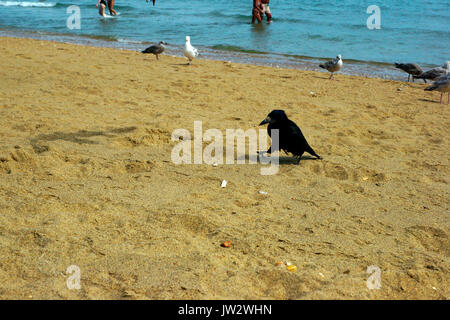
left=261, top=0, right=272, bottom=23
left=252, top=0, right=264, bottom=23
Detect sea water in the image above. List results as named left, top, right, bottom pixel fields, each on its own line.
left=0, top=0, right=448, bottom=79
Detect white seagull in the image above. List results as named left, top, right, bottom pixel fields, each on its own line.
left=319, top=54, right=343, bottom=79
left=184, top=36, right=199, bottom=65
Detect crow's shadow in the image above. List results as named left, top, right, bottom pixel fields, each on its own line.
left=30, top=126, right=137, bottom=153
left=236, top=153, right=321, bottom=165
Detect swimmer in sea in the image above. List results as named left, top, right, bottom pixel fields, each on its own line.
left=96, top=0, right=107, bottom=17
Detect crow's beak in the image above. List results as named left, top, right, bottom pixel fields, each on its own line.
left=259, top=117, right=270, bottom=126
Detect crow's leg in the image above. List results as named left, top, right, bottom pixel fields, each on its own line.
left=440, top=93, right=443, bottom=104
left=329, top=73, right=333, bottom=80
left=408, top=74, right=411, bottom=82
left=423, top=79, right=427, bottom=84
left=156, top=54, right=159, bottom=60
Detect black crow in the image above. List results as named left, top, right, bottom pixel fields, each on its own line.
left=146, top=0, right=156, bottom=6
left=394, top=63, right=425, bottom=82
left=141, top=41, right=167, bottom=60
left=259, top=110, right=322, bottom=164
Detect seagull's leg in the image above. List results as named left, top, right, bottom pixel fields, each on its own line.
left=440, top=93, right=443, bottom=104
left=329, top=73, right=333, bottom=80
left=156, top=54, right=159, bottom=60
left=448, top=92, right=449, bottom=105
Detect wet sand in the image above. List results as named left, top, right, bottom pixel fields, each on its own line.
left=0, top=37, right=448, bottom=299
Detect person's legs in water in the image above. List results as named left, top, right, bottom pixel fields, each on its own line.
left=252, top=8, right=263, bottom=23
left=97, top=0, right=107, bottom=17
left=263, top=4, right=272, bottom=23
left=107, top=0, right=117, bottom=16
left=252, top=0, right=264, bottom=23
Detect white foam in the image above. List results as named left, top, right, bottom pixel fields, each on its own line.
left=101, top=12, right=120, bottom=19
left=117, top=38, right=142, bottom=44
left=0, top=1, right=57, bottom=7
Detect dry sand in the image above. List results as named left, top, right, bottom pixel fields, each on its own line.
left=0, top=37, right=448, bottom=299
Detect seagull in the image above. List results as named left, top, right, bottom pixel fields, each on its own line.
left=319, top=55, right=343, bottom=79
left=414, top=61, right=450, bottom=82
left=184, top=36, right=199, bottom=65
left=425, top=74, right=450, bottom=104
left=394, top=63, right=424, bottom=82
left=141, top=41, right=167, bottom=60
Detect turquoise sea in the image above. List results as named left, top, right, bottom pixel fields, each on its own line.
left=1, top=0, right=449, bottom=78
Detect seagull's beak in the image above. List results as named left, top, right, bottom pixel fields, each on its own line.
left=259, top=117, right=271, bottom=126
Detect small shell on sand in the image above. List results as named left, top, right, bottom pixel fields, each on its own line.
left=221, top=180, right=227, bottom=188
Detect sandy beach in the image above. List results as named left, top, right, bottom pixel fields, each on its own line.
left=0, top=36, right=448, bottom=299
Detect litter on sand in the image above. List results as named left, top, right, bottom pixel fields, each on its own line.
left=221, top=240, right=232, bottom=248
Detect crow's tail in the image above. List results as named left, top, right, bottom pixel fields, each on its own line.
left=306, top=145, right=321, bottom=159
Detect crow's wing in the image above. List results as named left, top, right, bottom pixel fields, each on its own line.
left=284, top=120, right=309, bottom=148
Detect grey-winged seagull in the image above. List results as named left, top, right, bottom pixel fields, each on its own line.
left=425, top=74, right=450, bottom=104
left=395, top=63, right=424, bottom=82
left=415, top=61, right=450, bottom=82
left=142, top=41, right=167, bottom=60
left=319, top=55, right=343, bottom=79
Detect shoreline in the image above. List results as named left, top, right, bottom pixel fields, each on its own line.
left=1, top=36, right=449, bottom=299
left=0, top=28, right=415, bottom=81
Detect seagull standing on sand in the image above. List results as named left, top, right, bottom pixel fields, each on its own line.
left=184, top=36, right=199, bottom=65
left=141, top=41, right=167, bottom=60
left=319, top=55, right=343, bottom=79
left=394, top=63, right=424, bottom=82
left=425, top=74, right=450, bottom=104
left=414, top=61, right=450, bottom=82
